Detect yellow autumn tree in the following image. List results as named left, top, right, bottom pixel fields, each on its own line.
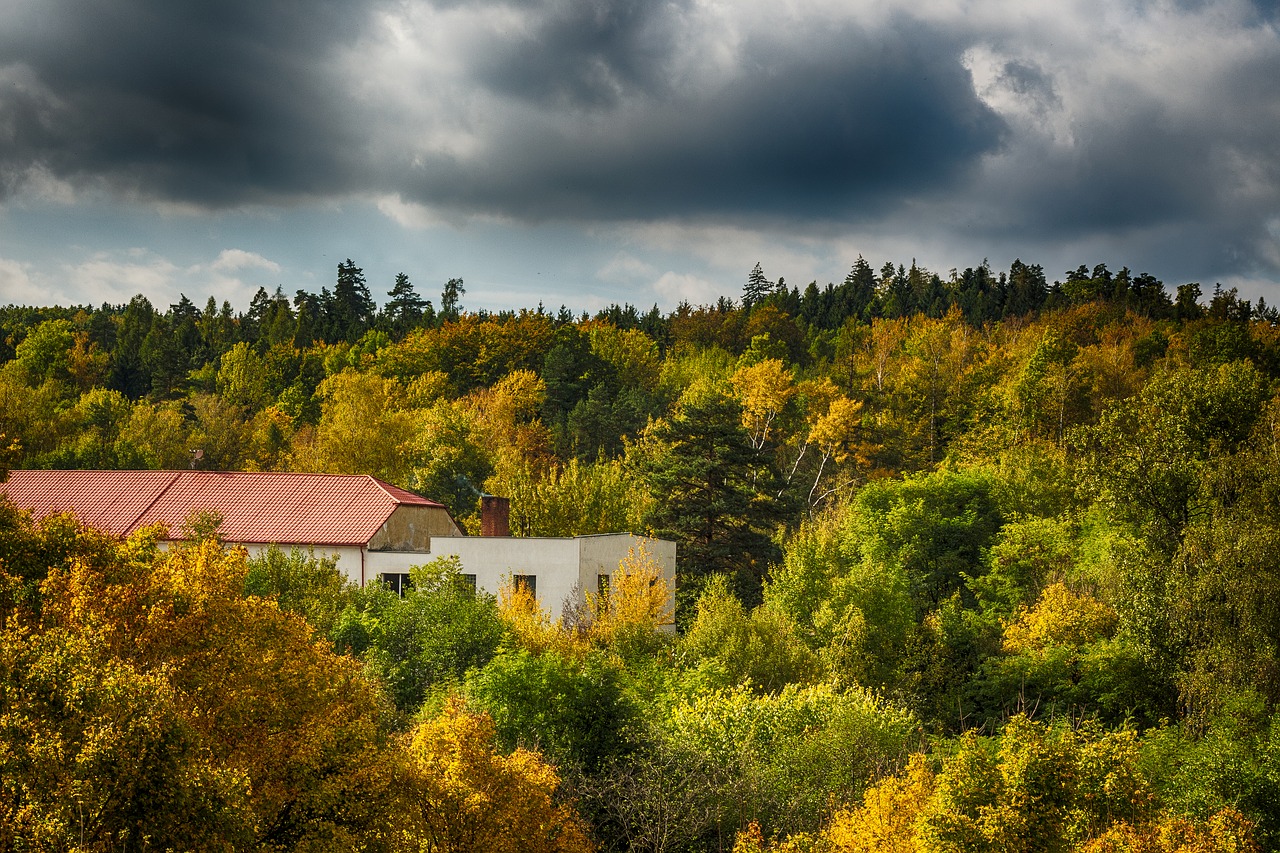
left=824, top=753, right=936, bottom=853
left=731, top=358, right=796, bottom=450
left=585, top=543, right=674, bottom=643
left=1079, top=809, right=1259, bottom=853
left=405, top=698, right=594, bottom=853
left=33, top=534, right=401, bottom=851
left=498, top=573, right=589, bottom=658
left=1003, top=582, right=1119, bottom=656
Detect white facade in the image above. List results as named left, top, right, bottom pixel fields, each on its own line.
left=245, top=534, right=676, bottom=626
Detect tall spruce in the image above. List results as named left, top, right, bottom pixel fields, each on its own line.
left=332, top=259, right=375, bottom=342
left=744, top=262, right=771, bottom=308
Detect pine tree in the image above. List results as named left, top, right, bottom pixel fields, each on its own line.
left=332, top=259, right=374, bottom=342
left=641, top=391, right=787, bottom=619
left=385, top=273, right=429, bottom=338
left=842, top=256, right=876, bottom=322
left=744, top=263, right=771, bottom=308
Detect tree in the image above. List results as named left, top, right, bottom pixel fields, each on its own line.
left=357, top=556, right=508, bottom=714
left=441, top=277, right=466, bottom=323
left=1077, top=361, right=1268, bottom=551
left=331, top=258, right=375, bottom=342
left=841, top=256, right=878, bottom=323
left=108, top=294, right=156, bottom=399
left=744, top=263, right=771, bottom=308
left=301, top=369, right=417, bottom=484
left=386, top=272, right=430, bottom=337
left=8, top=532, right=403, bottom=851
left=466, top=649, right=638, bottom=773
left=679, top=575, right=819, bottom=693
left=641, top=388, right=788, bottom=616
left=404, top=699, right=594, bottom=853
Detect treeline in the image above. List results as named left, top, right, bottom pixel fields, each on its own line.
left=2, top=256, right=1280, bottom=850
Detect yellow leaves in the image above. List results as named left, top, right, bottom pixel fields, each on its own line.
left=485, top=457, right=649, bottom=538
left=28, top=535, right=398, bottom=849
left=1003, top=583, right=1119, bottom=656
left=498, top=546, right=673, bottom=657
left=731, top=358, right=795, bottom=449
left=810, top=397, right=867, bottom=462
left=498, top=573, right=588, bottom=658
left=464, top=368, right=555, bottom=477
left=406, top=698, right=595, bottom=853
left=587, top=323, right=661, bottom=390
left=302, top=368, right=417, bottom=481
left=752, top=714, right=1263, bottom=853
left=826, top=753, right=936, bottom=853
left=586, top=544, right=674, bottom=641
left=1079, top=809, right=1259, bottom=853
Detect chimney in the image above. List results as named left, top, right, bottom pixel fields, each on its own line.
left=480, top=495, right=510, bottom=537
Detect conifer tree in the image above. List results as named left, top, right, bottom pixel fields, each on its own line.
left=744, top=262, right=771, bottom=307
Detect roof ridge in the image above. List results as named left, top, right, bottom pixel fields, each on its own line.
left=367, top=473, right=406, bottom=505
left=128, top=470, right=183, bottom=534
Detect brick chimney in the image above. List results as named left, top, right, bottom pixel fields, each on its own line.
left=480, top=495, right=510, bottom=537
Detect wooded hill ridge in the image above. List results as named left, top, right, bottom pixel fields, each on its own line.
left=1, top=256, right=1279, bottom=851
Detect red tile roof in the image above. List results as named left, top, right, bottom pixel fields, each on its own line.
left=3, top=470, right=446, bottom=546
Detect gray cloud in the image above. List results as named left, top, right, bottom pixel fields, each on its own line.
left=0, top=0, right=376, bottom=203
left=2, top=0, right=1280, bottom=285
left=400, top=16, right=1006, bottom=220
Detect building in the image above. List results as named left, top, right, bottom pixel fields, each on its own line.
left=2, top=469, right=675, bottom=623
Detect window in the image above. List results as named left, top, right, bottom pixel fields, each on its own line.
left=513, top=574, right=536, bottom=597
left=597, top=574, right=610, bottom=596
left=379, top=573, right=413, bottom=596
left=460, top=573, right=477, bottom=593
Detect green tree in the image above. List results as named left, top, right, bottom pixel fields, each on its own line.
left=744, top=262, right=771, bottom=308
left=679, top=575, right=820, bottom=693
left=385, top=272, right=430, bottom=338
left=331, top=258, right=375, bottom=342
left=354, top=557, right=508, bottom=714
left=1077, top=361, right=1269, bottom=551
left=641, top=387, right=788, bottom=616
left=467, top=649, right=638, bottom=773
left=441, top=277, right=466, bottom=323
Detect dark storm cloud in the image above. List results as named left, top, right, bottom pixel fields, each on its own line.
left=957, top=26, right=1280, bottom=284
left=0, top=0, right=1006, bottom=220
left=0, top=0, right=377, bottom=204
left=474, top=0, right=686, bottom=107
left=403, top=17, right=1007, bottom=220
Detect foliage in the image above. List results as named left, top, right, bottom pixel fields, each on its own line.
left=466, top=649, right=638, bottom=773
left=680, top=574, right=820, bottom=693
left=403, top=698, right=594, bottom=853
left=585, top=544, right=675, bottom=646
left=353, top=556, right=508, bottom=715
left=8, top=259, right=1280, bottom=852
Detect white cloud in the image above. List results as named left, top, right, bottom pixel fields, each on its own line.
left=652, top=271, right=721, bottom=306
left=64, top=252, right=181, bottom=306
left=210, top=249, right=281, bottom=274
left=0, top=256, right=50, bottom=305
left=596, top=251, right=655, bottom=283
left=375, top=194, right=449, bottom=230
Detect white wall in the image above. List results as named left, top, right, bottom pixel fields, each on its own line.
left=240, top=543, right=370, bottom=584
left=364, top=534, right=675, bottom=623
left=232, top=535, right=676, bottom=624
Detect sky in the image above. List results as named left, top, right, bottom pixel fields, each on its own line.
left=2, top=0, right=1280, bottom=315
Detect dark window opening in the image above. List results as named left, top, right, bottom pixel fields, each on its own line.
left=379, top=573, right=413, bottom=596
left=597, top=574, right=610, bottom=597
left=513, top=574, right=536, bottom=597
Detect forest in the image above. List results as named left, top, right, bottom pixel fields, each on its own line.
left=1, top=255, right=1279, bottom=852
